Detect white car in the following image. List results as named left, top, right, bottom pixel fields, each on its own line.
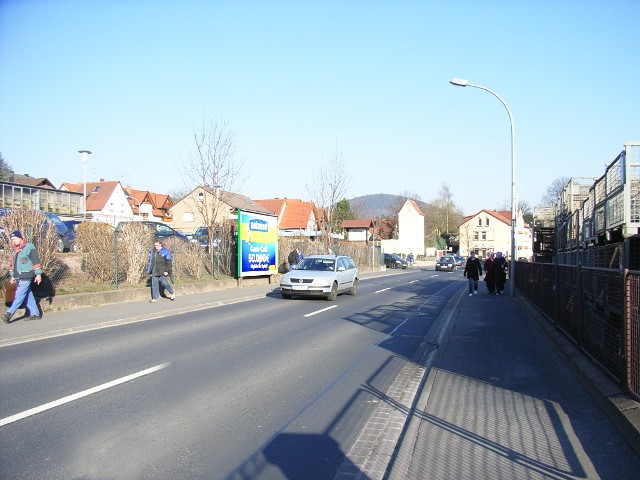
left=280, top=254, right=359, bottom=300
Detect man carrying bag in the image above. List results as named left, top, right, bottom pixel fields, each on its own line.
left=2, top=230, right=42, bottom=323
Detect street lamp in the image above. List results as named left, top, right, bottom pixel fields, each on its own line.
left=78, top=150, right=92, bottom=220
left=449, top=78, right=517, bottom=296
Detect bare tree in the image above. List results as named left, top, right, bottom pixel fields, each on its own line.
left=182, top=116, right=244, bottom=276
left=541, top=177, right=570, bottom=207
left=306, top=147, right=352, bottom=247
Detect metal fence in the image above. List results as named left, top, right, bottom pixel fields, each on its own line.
left=516, top=261, right=640, bottom=401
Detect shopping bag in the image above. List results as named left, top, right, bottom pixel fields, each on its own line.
left=4, top=282, right=17, bottom=304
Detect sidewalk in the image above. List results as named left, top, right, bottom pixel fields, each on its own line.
left=387, top=288, right=640, bottom=479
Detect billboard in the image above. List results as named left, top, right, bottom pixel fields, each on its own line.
left=237, top=209, right=278, bottom=277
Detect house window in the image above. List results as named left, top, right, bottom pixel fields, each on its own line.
left=485, top=218, right=490, bottom=226
left=182, top=212, right=194, bottom=222
left=481, top=231, right=486, bottom=240
left=474, top=231, right=479, bottom=240
left=478, top=218, right=482, bottom=226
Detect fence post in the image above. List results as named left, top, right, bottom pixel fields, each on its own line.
left=576, top=264, right=583, bottom=348
left=623, top=269, right=630, bottom=395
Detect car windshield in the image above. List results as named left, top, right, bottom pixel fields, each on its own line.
left=296, top=258, right=336, bottom=271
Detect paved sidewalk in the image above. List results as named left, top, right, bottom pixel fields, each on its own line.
left=387, top=288, right=640, bottom=479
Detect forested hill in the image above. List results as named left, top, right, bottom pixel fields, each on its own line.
left=348, top=194, right=404, bottom=218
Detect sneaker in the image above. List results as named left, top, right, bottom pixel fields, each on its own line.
left=169, top=293, right=175, bottom=301
left=469, top=293, right=473, bottom=296
left=1, top=312, right=11, bottom=323
left=27, top=314, right=41, bottom=320
left=149, top=299, right=158, bottom=303
left=474, top=291, right=478, bottom=295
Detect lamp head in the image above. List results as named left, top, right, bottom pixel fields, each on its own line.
left=449, top=78, right=469, bottom=87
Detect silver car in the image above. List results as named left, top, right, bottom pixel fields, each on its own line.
left=280, top=254, right=359, bottom=300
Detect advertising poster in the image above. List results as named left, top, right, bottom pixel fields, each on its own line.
left=237, top=209, right=278, bottom=277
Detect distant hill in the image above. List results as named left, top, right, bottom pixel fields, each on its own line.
left=349, top=194, right=434, bottom=219
left=348, top=194, right=404, bottom=218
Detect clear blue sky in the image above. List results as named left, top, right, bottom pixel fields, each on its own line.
left=1, top=0, right=638, bottom=215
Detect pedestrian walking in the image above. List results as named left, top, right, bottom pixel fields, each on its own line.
left=492, top=251, right=508, bottom=295
left=147, top=240, right=175, bottom=303
left=463, top=251, right=483, bottom=296
left=484, top=251, right=495, bottom=294
left=2, top=230, right=42, bottom=323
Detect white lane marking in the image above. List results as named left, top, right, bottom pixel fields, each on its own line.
left=409, top=280, right=419, bottom=284
left=0, top=362, right=171, bottom=427
left=375, top=288, right=391, bottom=293
left=304, top=305, right=338, bottom=317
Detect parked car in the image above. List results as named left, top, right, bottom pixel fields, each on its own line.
left=0, top=208, right=75, bottom=252
left=435, top=255, right=457, bottom=272
left=452, top=254, right=465, bottom=266
left=116, top=221, right=190, bottom=244
left=280, top=254, right=359, bottom=300
left=192, top=226, right=209, bottom=248
left=384, top=253, right=408, bottom=269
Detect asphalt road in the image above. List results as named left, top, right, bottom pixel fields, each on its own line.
left=3, top=265, right=639, bottom=479
left=0, top=268, right=458, bottom=479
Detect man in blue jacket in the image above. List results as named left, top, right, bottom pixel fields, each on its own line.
left=146, top=240, right=175, bottom=303
left=2, top=230, right=42, bottom=323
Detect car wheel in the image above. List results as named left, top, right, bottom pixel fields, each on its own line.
left=281, top=292, right=292, bottom=299
left=327, top=282, right=338, bottom=301
left=349, top=278, right=358, bottom=296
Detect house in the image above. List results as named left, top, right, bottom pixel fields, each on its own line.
left=7, top=173, right=56, bottom=189
left=254, top=198, right=324, bottom=237
left=1, top=175, right=83, bottom=217
left=171, top=185, right=271, bottom=234
left=342, top=219, right=375, bottom=242
left=61, top=180, right=134, bottom=226
left=458, top=209, right=532, bottom=260
left=123, top=186, right=172, bottom=222
left=380, top=199, right=425, bottom=256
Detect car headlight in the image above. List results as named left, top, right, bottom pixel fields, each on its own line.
left=315, top=278, right=331, bottom=287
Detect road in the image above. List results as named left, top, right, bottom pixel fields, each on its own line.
left=3, top=265, right=639, bottom=480
left=0, top=268, right=457, bottom=479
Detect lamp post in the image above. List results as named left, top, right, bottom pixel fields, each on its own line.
left=78, top=150, right=92, bottom=220
left=449, top=78, right=517, bottom=296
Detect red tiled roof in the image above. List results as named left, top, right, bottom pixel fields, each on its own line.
left=342, top=219, right=374, bottom=229
left=254, top=198, right=319, bottom=229
left=62, top=181, right=120, bottom=211
left=462, top=209, right=512, bottom=226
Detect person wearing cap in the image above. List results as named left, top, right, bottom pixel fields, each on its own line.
left=2, top=230, right=42, bottom=323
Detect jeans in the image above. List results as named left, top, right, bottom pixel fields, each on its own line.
left=467, top=277, right=479, bottom=294
left=151, top=274, right=174, bottom=300
left=8, top=279, right=39, bottom=316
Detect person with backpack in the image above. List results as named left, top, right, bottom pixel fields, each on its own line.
left=288, top=248, right=300, bottom=271
left=463, top=251, right=483, bottom=296
left=147, top=240, right=175, bottom=303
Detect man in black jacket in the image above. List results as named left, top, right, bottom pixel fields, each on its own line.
left=146, top=241, right=175, bottom=303
left=463, top=251, right=483, bottom=296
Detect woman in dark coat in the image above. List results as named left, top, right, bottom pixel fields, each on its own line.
left=484, top=252, right=495, bottom=294
left=492, top=251, right=508, bottom=295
